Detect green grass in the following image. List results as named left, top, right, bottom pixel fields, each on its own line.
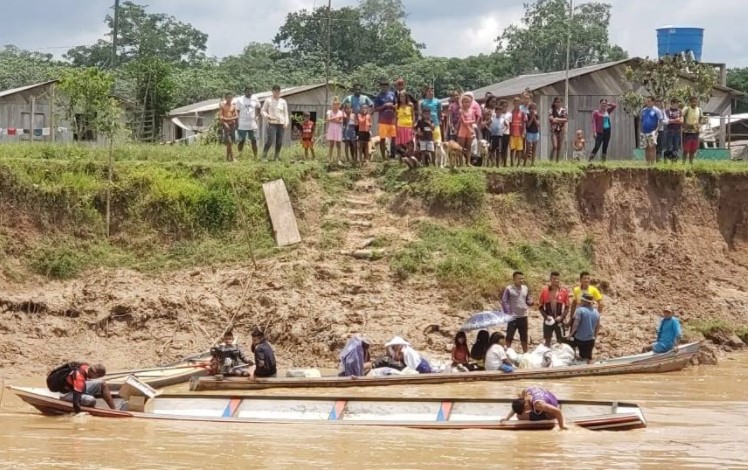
left=687, top=319, right=736, bottom=339
left=391, top=221, right=592, bottom=307
left=737, top=326, right=748, bottom=344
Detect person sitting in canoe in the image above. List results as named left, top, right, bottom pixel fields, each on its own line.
left=339, top=335, right=372, bottom=377
left=210, top=329, right=253, bottom=377
left=484, top=332, right=514, bottom=373
left=385, top=336, right=433, bottom=373
left=48, top=362, right=116, bottom=414
left=249, top=328, right=277, bottom=379
left=501, top=386, right=567, bottom=430
left=451, top=331, right=471, bottom=370
left=469, top=330, right=490, bottom=370
left=641, top=306, right=682, bottom=354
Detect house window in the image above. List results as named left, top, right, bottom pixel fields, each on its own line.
left=73, top=114, right=97, bottom=141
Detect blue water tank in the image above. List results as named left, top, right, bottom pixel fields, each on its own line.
left=657, top=26, right=704, bottom=61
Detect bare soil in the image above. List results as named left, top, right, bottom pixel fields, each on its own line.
left=1, top=168, right=747, bottom=380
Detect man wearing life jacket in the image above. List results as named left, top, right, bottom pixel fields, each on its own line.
left=61, top=363, right=116, bottom=413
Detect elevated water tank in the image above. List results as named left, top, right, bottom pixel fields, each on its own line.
left=657, top=26, right=704, bottom=61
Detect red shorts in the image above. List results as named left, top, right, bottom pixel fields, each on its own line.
left=302, top=139, right=313, bottom=149
left=683, top=134, right=699, bottom=154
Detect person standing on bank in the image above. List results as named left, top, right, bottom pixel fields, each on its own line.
left=590, top=99, right=617, bottom=162
left=569, top=271, right=604, bottom=321
left=219, top=93, right=238, bottom=162
left=235, top=86, right=261, bottom=158
left=249, top=328, right=277, bottom=379
left=261, top=85, right=289, bottom=162
left=538, top=271, right=570, bottom=347
left=640, top=96, right=665, bottom=165
left=568, top=293, right=601, bottom=364
left=502, top=271, right=533, bottom=353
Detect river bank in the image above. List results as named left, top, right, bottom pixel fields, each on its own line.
left=1, top=145, right=747, bottom=379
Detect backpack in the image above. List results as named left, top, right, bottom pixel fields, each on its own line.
left=46, top=362, right=82, bottom=393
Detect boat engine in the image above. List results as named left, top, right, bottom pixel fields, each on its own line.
left=209, top=344, right=246, bottom=376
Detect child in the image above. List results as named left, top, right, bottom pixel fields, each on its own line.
left=415, top=107, right=435, bottom=166
left=219, top=92, right=238, bottom=162
left=357, top=105, right=372, bottom=164
left=342, top=102, right=357, bottom=162
left=509, top=97, right=526, bottom=167
left=451, top=331, right=470, bottom=369
left=499, top=100, right=511, bottom=167
left=525, top=102, right=540, bottom=166
left=458, top=94, right=476, bottom=167
left=488, top=107, right=503, bottom=167
left=326, top=96, right=345, bottom=165
left=395, top=91, right=417, bottom=168
left=572, top=129, right=586, bottom=161
left=300, top=112, right=316, bottom=162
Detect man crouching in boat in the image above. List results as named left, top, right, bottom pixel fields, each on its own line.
left=249, top=328, right=277, bottom=379
left=501, top=386, right=567, bottom=430
left=339, top=335, right=372, bottom=377
left=385, top=336, right=433, bottom=373
left=641, top=306, right=682, bottom=354
left=57, top=363, right=116, bottom=414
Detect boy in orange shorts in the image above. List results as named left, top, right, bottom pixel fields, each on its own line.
left=374, top=79, right=397, bottom=160
left=300, top=112, right=315, bottom=161
left=509, top=97, right=527, bottom=167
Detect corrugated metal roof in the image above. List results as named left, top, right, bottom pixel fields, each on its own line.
left=168, top=83, right=341, bottom=116
left=470, top=59, right=633, bottom=99
left=0, top=80, right=58, bottom=99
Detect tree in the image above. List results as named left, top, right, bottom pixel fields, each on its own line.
left=497, top=0, right=628, bottom=74
left=274, top=0, right=422, bottom=71
left=65, top=1, right=207, bottom=67
left=124, top=57, right=175, bottom=138
left=727, top=68, right=748, bottom=113
left=0, top=45, right=71, bottom=90
left=620, top=57, right=718, bottom=120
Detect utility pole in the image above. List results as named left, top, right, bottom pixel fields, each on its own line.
left=563, top=0, right=573, bottom=160
left=324, top=0, right=332, bottom=109
left=111, top=0, right=120, bottom=68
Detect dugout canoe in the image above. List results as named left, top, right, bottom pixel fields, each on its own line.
left=192, top=342, right=701, bottom=391
left=104, top=351, right=212, bottom=391
left=6, top=385, right=647, bottom=431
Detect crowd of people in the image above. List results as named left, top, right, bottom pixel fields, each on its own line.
left=215, top=79, right=707, bottom=167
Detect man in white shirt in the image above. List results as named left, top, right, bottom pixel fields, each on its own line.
left=234, top=86, right=261, bottom=158
left=261, top=84, right=290, bottom=161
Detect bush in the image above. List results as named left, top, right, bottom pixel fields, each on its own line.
left=31, top=246, right=85, bottom=279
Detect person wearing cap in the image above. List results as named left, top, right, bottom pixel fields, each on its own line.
left=374, top=80, right=397, bottom=160
left=538, top=271, right=570, bottom=347
left=261, top=84, right=290, bottom=161
left=642, top=306, right=682, bottom=353
left=249, top=328, right=277, bottom=378
left=385, top=336, right=433, bottom=373
left=339, top=335, right=371, bottom=377
left=568, top=292, right=601, bottom=364
left=501, top=385, right=567, bottom=430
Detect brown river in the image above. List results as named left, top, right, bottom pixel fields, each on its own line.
left=1, top=354, right=747, bottom=469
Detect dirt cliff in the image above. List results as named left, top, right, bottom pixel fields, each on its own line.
left=1, top=165, right=747, bottom=379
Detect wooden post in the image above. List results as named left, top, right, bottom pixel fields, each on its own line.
left=50, top=83, right=56, bottom=143
left=30, top=96, right=36, bottom=144
left=106, top=138, right=113, bottom=238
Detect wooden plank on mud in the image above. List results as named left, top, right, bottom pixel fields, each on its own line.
left=262, top=179, right=301, bottom=247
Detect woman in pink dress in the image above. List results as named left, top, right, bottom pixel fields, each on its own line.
left=326, top=97, right=345, bottom=164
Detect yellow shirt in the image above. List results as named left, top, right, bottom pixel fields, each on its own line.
left=572, top=285, right=603, bottom=302
left=396, top=105, right=414, bottom=128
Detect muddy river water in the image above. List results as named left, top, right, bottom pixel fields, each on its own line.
left=1, top=354, right=747, bottom=469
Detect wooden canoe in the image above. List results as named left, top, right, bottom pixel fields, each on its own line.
left=192, top=342, right=701, bottom=391
left=6, top=386, right=647, bottom=431
left=103, top=352, right=213, bottom=390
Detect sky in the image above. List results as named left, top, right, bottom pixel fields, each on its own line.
left=1, top=0, right=747, bottom=67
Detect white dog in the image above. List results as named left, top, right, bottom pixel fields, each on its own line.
left=434, top=141, right=448, bottom=168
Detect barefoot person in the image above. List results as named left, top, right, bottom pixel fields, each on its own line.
left=641, top=96, right=664, bottom=165
left=51, top=362, right=116, bottom=413
left=642, top=306, right=682, bottom=353
left=300, top=112, right=316, bottom=162
left=501, top=385, right=567, bottom=430
left=219, top=93, right=238, bottom=162
left=682, top=96, right=704, bottom=164
left=549, top=97, right=568, bottom=162
left=568, top=292, right=600, bottom=364
left=235, top=86, right=261, bottom=158
left=590, top=99, right=617, bottom=162
left=326, top=96, right=345, bottom=165
left=261, top=85, right=289, bottom=161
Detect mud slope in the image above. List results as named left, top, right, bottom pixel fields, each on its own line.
left=1, top=167, right=747, bottom=379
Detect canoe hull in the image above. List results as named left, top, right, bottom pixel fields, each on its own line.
left=6, top=386, right=646, bottom=431
left=193, top=342, right=701, bottom=391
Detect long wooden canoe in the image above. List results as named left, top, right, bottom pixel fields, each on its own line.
left=7, top=386, right=647, bottom=431
left=192, top=342, right=701, bottom=391
left=105, top=364, right=209, bottom=391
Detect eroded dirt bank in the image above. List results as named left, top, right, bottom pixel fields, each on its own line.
left=1, top=167, right=747, bottom=380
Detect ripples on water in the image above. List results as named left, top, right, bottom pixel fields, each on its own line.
left=1, top=355, right=747, bottom=469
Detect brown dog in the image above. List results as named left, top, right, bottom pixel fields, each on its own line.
left=444, top=140, right=465, bottom=167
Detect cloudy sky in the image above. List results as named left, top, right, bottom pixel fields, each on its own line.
left=1, top=0, right=746, bottom=67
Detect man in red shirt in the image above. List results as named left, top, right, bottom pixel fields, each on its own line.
left=61, top=363, right=116, bottom=413
left=538, top=271, right=570, bottom=347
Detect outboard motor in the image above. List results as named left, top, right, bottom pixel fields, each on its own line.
left=209, top=344, right=245, bottom=376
